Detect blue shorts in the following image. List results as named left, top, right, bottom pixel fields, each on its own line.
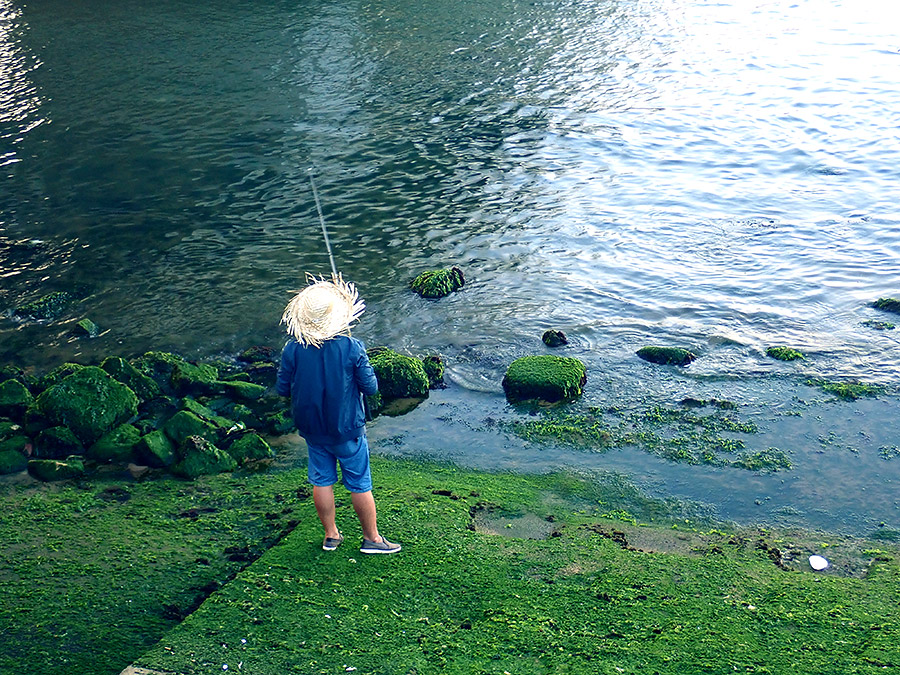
left=306, top=434, right=373, bottom=493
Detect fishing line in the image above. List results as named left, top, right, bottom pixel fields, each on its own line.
left=308, top=171, right=338, bottom=279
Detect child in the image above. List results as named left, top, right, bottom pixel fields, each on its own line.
left=276, top=275, right=400, bottom=554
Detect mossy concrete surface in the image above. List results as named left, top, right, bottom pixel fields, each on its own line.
left=126, top=459, right=900, bottom=675
left=0, top=469, right=312, bottom=675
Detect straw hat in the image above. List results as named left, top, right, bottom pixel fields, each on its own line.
left=281, top=274, right=365, bottom=347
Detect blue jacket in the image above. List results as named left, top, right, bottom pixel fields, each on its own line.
left=275, top=335, right=378, bottom=446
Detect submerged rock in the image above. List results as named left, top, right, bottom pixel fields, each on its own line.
left=171, top=435, right=237, bottom=479
left=766, top=347, right=804, bottom=362
left=71, top=318, right=100, bottom=338
left=238, top=346, right=276, bottom=363
left=13, top=291, right=74, bottom=320
left=410, top=266, right=465, bottom=299
left=861, top=320, right=895, bottom=331
left=27, top=455, right=85, bottom=482
left=872, top=297, right=900, bottom=315
left=636, top=346, right=697, bottom=366
left=368, top=348, right=430, bottom=400
left=34, top=367, right=139, bottom=446
left=542, top=330, right=569, bottom=348
left=502, top=355, right=587, bottom=403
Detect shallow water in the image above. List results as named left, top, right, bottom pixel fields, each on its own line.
left=1, top=0, right=899, bottom=532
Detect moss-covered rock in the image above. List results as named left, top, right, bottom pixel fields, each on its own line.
left=171, top=436, right=237, bottom=479
left=636, top=346, right=697, bottom=366
left=872, top=297, right=900, bottom=315
left=131, top=351, right=186, bottom=391
left=410, top=266, right=465, bottom=299
left=170, top=361, right=218, bottom=395
left=34, top=367, right=139, bottom=446
left=36, top=362, right=85, bottom=393
left=211, top=380, right=267, bottom=401
left=71, top=318, right=100, bottom=338
left=0, top=421, right=21, bottom=440
left=13, top=291, right=74, bottom=320
left=244, top=362, right=278, bottom=387
left=766, top=346, right=804, bottom=362
left=263, top=410, right=295, bottom=435
left=163, top=410, right=220, bottom=447
left=368, top=348, right=430, bottom=400
left=0, top=449, right=28, bottom=475
left=502, top=355, right=587, bottom=403
left=238, top=346, right=276, bottom=363
left=177, top=397, right=237, bottom=430
left=135, top=430, right=177, bottom=468
left=101, top=356, right=162, bottom=402
left=35, top=426, right=84, bottom=459
left=27, top=456, right=85, bottom=482
left=226, top=433, right=275, bottom=464
left=88, top=424, right=142, bottom=463
left=542, top=329, right=569, bottom=348
left=228, top=403, right=260, bottom=428
left=0, top=379, right=34, bottom=420
left=421, top=355, right=445, bottom=389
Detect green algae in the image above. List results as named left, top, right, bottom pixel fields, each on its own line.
left=636, top=346, right=697, bottom=366
left=171, top=436, right=238, bottom=480
left=421, top=354, right=445, bottom=389
left=128, top=459, right=900, bottom=675
left=731, top=447, right=793, bottom=472
left=0, top=378, right=33, bottom=419
left=88, top=423, right=142, bottom=463
left=13, top=290, right=74, bottom=320
left=510, top=404, right=762, bottom=469
left=409, top=266, right=465, bottom=299
left=862, top=320, right=895, bottom=331
left=0, top=448, right=28, bottom=474
left=807, top=379, right=885, bottom=401
left=502, top=355, right=587, bottom=403
left=226, top=433, right=275, bottom=464
left=766, top=346, right=805, bottom=361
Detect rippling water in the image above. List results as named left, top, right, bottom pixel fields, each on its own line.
left=2, top=0, right=899, bottom=528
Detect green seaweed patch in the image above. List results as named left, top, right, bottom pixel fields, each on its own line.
left=409, top=266, right=465, bottom=299
left=862, top=320, right=895, bottom=331
left=636, top=346, right=697, bottom=366
left=731, top=447, right=792, bottom=472
left=872, top=297, right=900, bottom=314
left=879, top=446, right=900, bottom=461
left=511, top=413, right=611, bottom=448
left=807, top=379, right=885, bottom=401
left=766, top=346, right=804, bottom=361
left=421, top=354, right=445, bottom=389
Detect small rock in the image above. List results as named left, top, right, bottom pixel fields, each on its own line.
left=542, top=329, right=568, bottom=348
left=71, top=318, right=100, bottom=338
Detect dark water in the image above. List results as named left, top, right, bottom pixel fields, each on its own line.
left=2, top=0, right=899, bottom=533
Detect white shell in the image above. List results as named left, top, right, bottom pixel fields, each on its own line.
left=809, top=554, right=829, bottom=570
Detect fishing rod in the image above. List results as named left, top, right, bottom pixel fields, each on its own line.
left=308, top=171, right=338, bottom=280
left=308, top=169, right=374, bottom=421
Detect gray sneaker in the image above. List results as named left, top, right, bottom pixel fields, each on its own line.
left=322, top=533, right=344, bottom=551
left=360, top=536, right=401, bottom=554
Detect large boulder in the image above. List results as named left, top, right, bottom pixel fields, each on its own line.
left=872, top=298, right=900, bottom=315
left=36, top=363, right=85, bottom=394
left=636, top=346, right=697, bottom=366
left=502, top=355, right=587, bottom=403
left=171, top=436, right=237, bottom=479
left=410, top=267, right=465, bottom=299
left=88, top=423, right=142, bottom=463
left=27, top=456, right=85, bottom=482
left=368, top=348, right=430, bottom=400
left=101, top=357, right=162, bottom=402
left=34, top=367, right=139, bottom=446
left=0, top=379, right=34, bottom=420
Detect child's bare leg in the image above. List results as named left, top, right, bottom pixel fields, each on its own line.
left=313, top=485, right=340, bottom=539
left=350, top=490, right=380, bottom=541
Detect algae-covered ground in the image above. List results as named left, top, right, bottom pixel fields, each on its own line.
left=5, top=458, right=895, bottom=675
